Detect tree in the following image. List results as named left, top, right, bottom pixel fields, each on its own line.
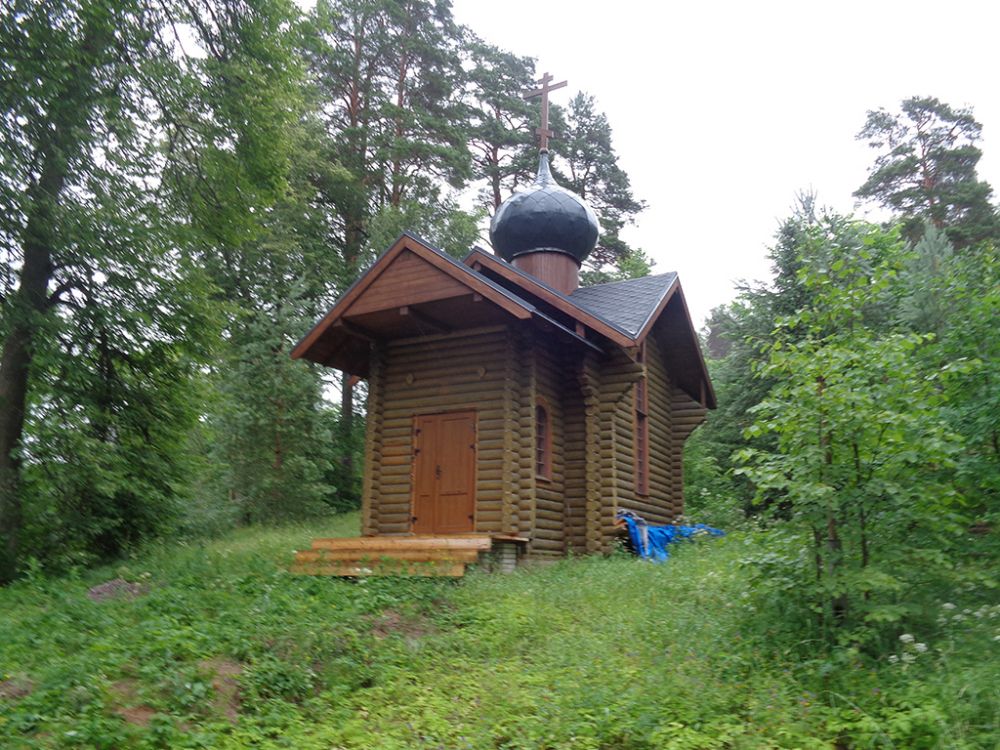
left=464, top=37, right=537, bottom=213
left=305, top=0, right=477, bottom=499
left=550, top=93, right=646, bottom=273
left=855, top=96, right=1000, bottom=248
left=0, top=0, right=219, bottom=580
left=737, top=223, right=964, bottom=638
left=160, top=0, right=356, bottom=521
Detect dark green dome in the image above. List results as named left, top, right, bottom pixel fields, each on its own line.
left=489, top=152, right=599, bottom=264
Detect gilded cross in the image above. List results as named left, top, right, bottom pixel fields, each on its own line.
left=524, top=72, right=567, bottom=152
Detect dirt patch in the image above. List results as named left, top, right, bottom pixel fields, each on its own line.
left=117, top=704, right=157, bottom=728
left=87, top=578, right=148, bottom=602
left=371, top=608, right=436, bottom=642
left=0, top=676, right=33, bottom=701
left=110, top=679, right=157, bottom=727
left=199, top=658, right=243, bottom=723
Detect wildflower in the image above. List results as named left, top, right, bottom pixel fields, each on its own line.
left=914, top=643, right=928, bottom=653
left=942, top=602, right=956, bottom=611
left=901, top=653, right=916, bottom=664
left=888, top=655, right=899, bottom=664
left=899, top=633, right=915, bottom=644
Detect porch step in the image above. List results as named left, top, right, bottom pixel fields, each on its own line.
left=290, top=535, right=497, bottom=578
left=290, top=559, right=466, bottom=577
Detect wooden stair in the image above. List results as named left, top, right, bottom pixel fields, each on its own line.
left=289, top=535, right=495, bottom=577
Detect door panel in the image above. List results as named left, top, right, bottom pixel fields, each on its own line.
left=411, top=412, right=476, bottom=534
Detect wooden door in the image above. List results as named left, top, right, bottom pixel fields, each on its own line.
left=411, top=411, right=477, bottom=534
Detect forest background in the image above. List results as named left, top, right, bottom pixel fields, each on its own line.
left=1, top=0, right=998, bottom=656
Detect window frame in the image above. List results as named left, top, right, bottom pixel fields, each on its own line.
left=535, top=397, right=552, bottom=481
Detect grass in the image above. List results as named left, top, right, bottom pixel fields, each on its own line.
left=1, top=514, right=997, bottom=748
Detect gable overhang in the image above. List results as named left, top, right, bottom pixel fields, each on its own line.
left=640, top=281, right=717, bottom=410
left=292, top=234, right=598, bottom=376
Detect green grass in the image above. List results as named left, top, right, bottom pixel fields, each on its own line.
left=1, top=515, right=997, bottom=749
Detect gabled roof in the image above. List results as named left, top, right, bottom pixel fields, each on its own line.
left=569, top=273, right=678, bottom=338
left=464, top=246, right=715, bottom=409
left=293, top=233, right=715, bottom=409
left=292, top=234, right=599, bottom=374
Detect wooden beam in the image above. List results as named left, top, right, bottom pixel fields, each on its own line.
left=335, top=318, right=379, bottom=342
left=399, top=304, right=452, bottom=333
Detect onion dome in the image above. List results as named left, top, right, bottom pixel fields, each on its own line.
left=489, top=152, right=599, bottom=265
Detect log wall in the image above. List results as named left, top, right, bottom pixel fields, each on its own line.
left=531, top=341, right=567, bottom=556
left=369, top=327, right=511, bottom=535
left=596, top=349, right=642, bottom=550
left=613, top=336, right=678, bottom=524
left=562, top=355, right=587, bottom=554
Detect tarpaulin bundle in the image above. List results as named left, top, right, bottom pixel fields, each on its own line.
left=615, top=510, right=724, bottom=562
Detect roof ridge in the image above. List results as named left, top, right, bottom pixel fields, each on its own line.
left=571, top=271, right=677, bottom=293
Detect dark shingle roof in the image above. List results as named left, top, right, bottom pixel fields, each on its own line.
left=569, top=273, right=678, bottom=337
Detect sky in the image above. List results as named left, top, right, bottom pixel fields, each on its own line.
left=451, top=0, right=1000, bottom=325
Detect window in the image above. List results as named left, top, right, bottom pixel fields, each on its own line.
left=535, top=400, right=551, bottom=480
left=634, top=346, right=649, bottom=496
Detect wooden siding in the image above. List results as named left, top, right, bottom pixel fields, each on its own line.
left=646, top=336, right=679, bottom=519
left=590, top=337, right=686, bottom=547
left=346, top=249, right=472, bottom=317
left=531, top=341, right=567, bottom=556
left=580, top=353, right=603, bottom=553
left=562, top=354, right=587, bottom=554
left=361, top=343, right=386, bottom=536
left=670, top=390, right=708, bottom=515
left=595, top=349, right=642, bottom=550
left=515, top=330, right=536, bottom=541
left=370, top=327, right=510, bottom=535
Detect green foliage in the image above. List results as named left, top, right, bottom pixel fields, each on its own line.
left=550, top=93, right=646, bottom=274
left=2, top=518, right=997, bottom=748
left=464, top=37, right=538, bottom=212
left=855, top=96, right=1000, bottom=248
left=736, top=223, right=971, bottom=637
left=363, top=198, right=485, bottom=260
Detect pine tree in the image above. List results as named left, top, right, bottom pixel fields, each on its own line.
left=855, top=96, right=1000, bottom=248
left=550, top=93, right=646, bottom=273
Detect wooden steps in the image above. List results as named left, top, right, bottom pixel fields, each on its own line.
left=289, top=535, right=496, bottom=578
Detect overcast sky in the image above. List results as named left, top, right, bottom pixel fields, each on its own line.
left=452, top=0, right=1000, bottom=325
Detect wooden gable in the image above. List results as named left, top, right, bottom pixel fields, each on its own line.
left=292, top=234, right=534, bottom=375
left=345, top=247, right=472, bottom=317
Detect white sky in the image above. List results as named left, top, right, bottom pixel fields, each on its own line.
left=452, top=0, right=1000, bottom=325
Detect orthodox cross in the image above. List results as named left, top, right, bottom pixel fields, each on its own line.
left=524, top=72, right=567, bottom=152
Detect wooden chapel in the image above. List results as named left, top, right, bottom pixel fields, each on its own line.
left=290, top=76, right=715, bottom=576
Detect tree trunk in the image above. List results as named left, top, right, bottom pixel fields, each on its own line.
left=0, top=13, right=106, bottom=582
left=0, top=144, right=66, bottom=583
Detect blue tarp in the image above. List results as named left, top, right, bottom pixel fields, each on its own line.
left=616, top=510, right=724, bottom=562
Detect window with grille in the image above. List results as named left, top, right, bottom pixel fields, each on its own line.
left=535, top=401, right=551, bottom=480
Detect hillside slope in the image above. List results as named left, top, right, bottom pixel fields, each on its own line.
left=1, top=515, right=996, bottom=749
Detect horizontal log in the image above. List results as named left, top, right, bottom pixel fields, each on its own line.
left=310, top=535, right=492, bottom=551
left=291, top=562, right=465, bottom=577
left=530, top=536, right=564, bottom=549
left=297, top=548, right=480, bottom=563
left=388, top=331, right=507, bottom=352
left=386, top=325, right=507, bottom=349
